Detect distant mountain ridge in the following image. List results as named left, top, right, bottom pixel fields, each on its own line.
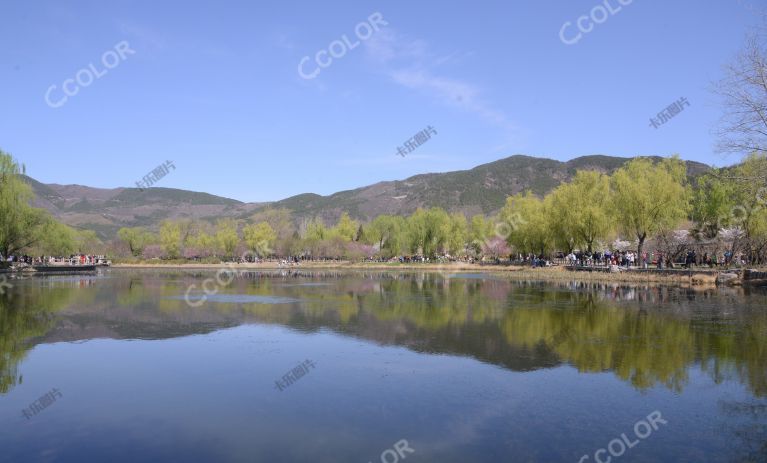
left=23, top=154, right=711, bottom=240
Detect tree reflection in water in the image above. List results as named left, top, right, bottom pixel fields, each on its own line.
left=0, top=278, right=80, bottom=393
left=1, top=271, right=766, bottom=400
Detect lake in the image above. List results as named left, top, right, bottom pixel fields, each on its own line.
left=1, top=269, right=765, bottom=462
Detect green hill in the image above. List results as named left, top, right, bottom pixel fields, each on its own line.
left=24, top=154, right=712, bottom=239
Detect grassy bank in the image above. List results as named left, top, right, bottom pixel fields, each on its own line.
left=112, top=261, right=727, bottom=286
left=502, top=267, right=719, bottom=286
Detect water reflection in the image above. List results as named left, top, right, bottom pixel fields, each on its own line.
left=1, top=270, right=765, bottom=400
left=719, top=399, right=767, bottom=461
left=0, top=281, right=79, bottom=393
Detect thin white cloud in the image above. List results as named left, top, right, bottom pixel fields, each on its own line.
left=364, top=29, right=518, bottom=133
left=364, top=28, right=429, bottom=64
left=273, top=32, right=296, bottom=51
left=117, top=22, right=168, bottom=53
left=433, top=49, right=475, bottom=67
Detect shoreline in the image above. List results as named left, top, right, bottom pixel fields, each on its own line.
left=111, top=262, right=737, bottom=287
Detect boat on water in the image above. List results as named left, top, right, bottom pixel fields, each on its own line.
left=3, top=255, right=110, bottom=274
left=31, top=264, right=98, bottom=273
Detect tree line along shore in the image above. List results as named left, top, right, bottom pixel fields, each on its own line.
left=111, top=154, right=767, bottom=272
left=2, top=148, right=767, bottom=279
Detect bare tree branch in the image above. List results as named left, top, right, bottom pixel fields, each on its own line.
left=714, top=21, right=767, bottom=158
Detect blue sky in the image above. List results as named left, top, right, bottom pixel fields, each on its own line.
left=0, top=0, right=761, bottom=202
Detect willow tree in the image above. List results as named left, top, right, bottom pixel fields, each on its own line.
left=117, top=227, right=152, bottom=257
left=186, top=229, right=216, bottom=258
left=611, top=157, right=690, bottom=258
left=546, top=187, right=580, bottom=254
left=243, top=222, right=277, bottom=257
left=707, top=153, right=767, bottom=262
left=468, top=214, right=493, bottom=254
left=691, top=171, right=734, bottom=240
left=366, top=215, right=405, bottom=257
left=331, top=212, right=359, bottom=242
left=302, top=217, right=328, bottom=258
left=159, top=221, right=182, bottom=259
left=500, top=191, right=552, bottom=256
left=304, top=218, right=327, bottom=241
left=35, top=220, right=77, bottom=256
left=74, top=229, right=102, bottom=254
left=443, top=212, right=468, bottom=256
left=247, top=208, right=294, bottom=250
left=215, top=219, right=239, bottom=260
left=568, top=170, right=613, bottom=252
left=406, top=208, right=450, bottom=257
left=365, top=215, right=389, bottom=251
left=0, top=150, right=48, bottom=259
left=384, top=216, right=407, bottom=257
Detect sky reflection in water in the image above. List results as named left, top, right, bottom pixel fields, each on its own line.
left=0, top=269, right=765, bottom=463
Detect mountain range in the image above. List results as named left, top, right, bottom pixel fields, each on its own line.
left=24, top=154, right=712, bottom=240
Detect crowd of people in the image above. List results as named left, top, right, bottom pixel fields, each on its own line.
left=2, top=255, right=109, bottom=266
left=565, top=251, right=643, bottom=267
left=563, top=249, right=749, bottom=269
left=683, top=250, right=747, bottom=268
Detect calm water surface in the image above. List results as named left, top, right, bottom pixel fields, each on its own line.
left=1, top=269, right=766, bottom=463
